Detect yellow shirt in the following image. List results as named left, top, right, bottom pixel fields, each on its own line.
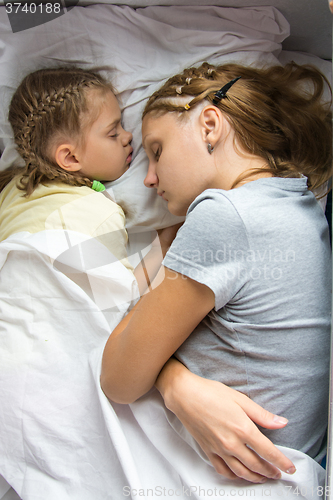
left=0, top=178, right=133, bottom=272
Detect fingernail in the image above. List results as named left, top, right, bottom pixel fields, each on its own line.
left=272, top=472, right=281, bottom=480
left=259, top=478, right=267, bottom=484
left=273, top=415, right=288, bottom=425
left=286, top=466, right=296, bottom=474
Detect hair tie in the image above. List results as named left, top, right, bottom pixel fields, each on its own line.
left=184, top=103, right=191, bottom=111
left=92, top=180, right=106, bottom=192
left=176, top=86, right=183, bottom=95
left=212, top=76, right=241, bottom=105
left=185, top=77, right=192, bottom=85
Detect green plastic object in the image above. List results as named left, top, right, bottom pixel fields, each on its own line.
left=91, top=180, right=106, bottom=192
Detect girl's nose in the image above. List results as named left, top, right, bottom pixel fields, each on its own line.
left=122, top=129, right=133, bottom=146
left=144, top=164, right=158, bottom=188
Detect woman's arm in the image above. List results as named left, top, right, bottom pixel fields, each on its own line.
left=156, top=358, right=296, bottom=484
left=101, top=267, right=215, bottom=403
left=100, top=267, right=296, bottom=484
left=101, top=225, right=296, bottom=484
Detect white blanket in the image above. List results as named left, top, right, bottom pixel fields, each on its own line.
left=0, top=230, right=326, bottom=499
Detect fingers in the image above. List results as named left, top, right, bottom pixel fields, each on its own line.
left=199, top=424, right=294, bottom=483
left=236, top=392, right=288, bottom=429
left=210, top=434, right=282, bottom=482
left=201, top=412, right=295, bottom=481
left=208, top=454, right=239, bottom=480
left=208, top=450, right=276, bottom=484
left=231, top=393, right=296, bottom=475
left=244, top=429, right=296, bottom=476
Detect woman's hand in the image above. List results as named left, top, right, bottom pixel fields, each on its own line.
left=156, top=358, right=296, bottom=484
left=155, top=222, right=183, bottom=256
left=134, top=223, right=183, bottom=295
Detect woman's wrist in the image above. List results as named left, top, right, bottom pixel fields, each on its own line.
left=155, top=357, right=190, bottom=413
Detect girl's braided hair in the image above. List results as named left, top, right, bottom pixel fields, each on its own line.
left=143, top=62, right=332, bottom=194
left=1, top=66, right=114, bottom=195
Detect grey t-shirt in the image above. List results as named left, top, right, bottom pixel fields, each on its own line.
left=163, top=177, right=331, bottom=461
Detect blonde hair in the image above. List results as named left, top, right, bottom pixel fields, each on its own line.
left=143, top=62, right=332, bottom=194
left=1, top=66, right=115, bottom=196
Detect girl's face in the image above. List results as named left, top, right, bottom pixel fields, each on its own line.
left=142, top=112, right=217, bottom=216
left=76, top=90, right=133, bottom=182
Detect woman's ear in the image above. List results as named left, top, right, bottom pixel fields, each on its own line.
left=55, top=143, right=82, bottom=172
left=199, top=105, right=225, bottom=149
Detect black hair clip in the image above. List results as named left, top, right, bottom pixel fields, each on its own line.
left=212, top=76, right=241, bottom=105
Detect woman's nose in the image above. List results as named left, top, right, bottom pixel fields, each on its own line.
left=144, top=164, right=158, bottom=188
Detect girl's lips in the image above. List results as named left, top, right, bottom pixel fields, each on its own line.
left=158, top=191, right=168, bottom=201
left=126, top=148, right=133, bottom=163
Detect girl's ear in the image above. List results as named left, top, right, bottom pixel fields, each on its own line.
left=199, top=105, right=226, bottom=149
left=55, top=143, right=82, bottom=172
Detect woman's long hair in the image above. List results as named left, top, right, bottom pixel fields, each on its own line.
left=1, top=66, right=114, bottom=195
left=143, top=62, right=332, bottom=194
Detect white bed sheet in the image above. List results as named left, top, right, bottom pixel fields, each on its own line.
left=0, top=230, right=327, bottom=500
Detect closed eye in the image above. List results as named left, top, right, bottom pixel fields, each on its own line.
left=107, top=120, right=122, bottom=138
left=154, top=148, right=161, bottom=161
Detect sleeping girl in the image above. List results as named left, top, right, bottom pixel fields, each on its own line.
left=0, top=66, right=134, bottom=271
left=101, top=61, right=332, bottom=482
left=0, top=65, right=297, bottom=486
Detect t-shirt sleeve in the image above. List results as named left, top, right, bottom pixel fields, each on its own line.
left=163, top=192, right=250, bottom=310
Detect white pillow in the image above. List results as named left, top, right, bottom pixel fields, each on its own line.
left=0, top=4, right=329, bottom=229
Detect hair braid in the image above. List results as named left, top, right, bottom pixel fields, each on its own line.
left=143, top=62, right=332, bottom=194
left=2, top=66, right=114, bottom=195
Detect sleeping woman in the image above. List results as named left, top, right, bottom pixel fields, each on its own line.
left=101, top=61, right=332, bottom=481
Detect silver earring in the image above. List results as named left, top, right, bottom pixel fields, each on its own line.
left=207, top=143, right=214, bottom=155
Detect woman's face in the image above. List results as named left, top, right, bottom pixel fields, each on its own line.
left=142, top=112, right=215, bottom=216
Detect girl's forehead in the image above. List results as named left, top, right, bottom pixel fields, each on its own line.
left=84, top=88, right=120, bottom=126
left=86, top=87, right=117, bottom=109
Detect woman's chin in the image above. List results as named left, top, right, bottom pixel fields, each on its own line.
left=168, top=203, right=187, bottom=217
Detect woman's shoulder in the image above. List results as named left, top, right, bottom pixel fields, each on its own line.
left=187, top=189, right=242, bottom=223
left=181, top=189, right=249, bottom=245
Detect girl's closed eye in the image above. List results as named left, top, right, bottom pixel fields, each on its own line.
left=154, top=148, right=161, bottom=161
